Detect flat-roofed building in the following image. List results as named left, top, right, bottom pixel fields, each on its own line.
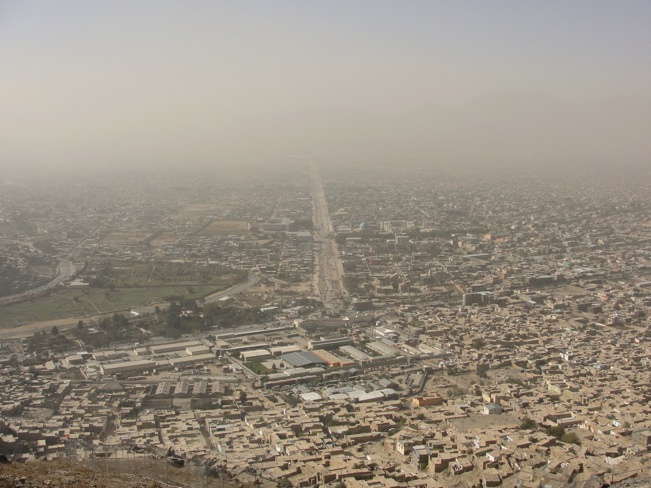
left=262, top=217, right=292, bottom=232
left=307, top=337, right=351, bottom=350
left=395, top=235, right=409, bottom=246
left=632, top=429, right=651, bottom=448
left=412, top=396, right=443, bottom=407
left=168, top=353, right=215, bottom=367
left=192, top=380, right=208, bottom=396
left=311, top=349, right=355, bottom=367
left=300, top=392, right=322, bottom=402
left=340, top=345, right=372, bottom=361
left=93, top=351, right=126, bottom=362
left=150, top=341, right=203, bottom=355
left=174, top=380, right=191, bottom=397
left=100, top=360, right=157, bottom=376
left=240, top=349, right=272, bottom=361
left=281, top=351, right=328, bottom=368
left=155, top=382, right=172, bottom=396
left=367, top=340, right=401, bottom=357
left=296, top=318, right=347, bottom=335
left=348, top=390, right=385, bottom=403
left=483, top=403, right=503, bottom=415
left=220, top=343, right=269, bottom=356
left=269, top=345, right=301, bottom=356
left=64, top=354, right=85, bottom=366
left=186, top=345, right=211, bottom=356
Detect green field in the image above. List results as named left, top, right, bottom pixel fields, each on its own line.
left=199, top=220, right=249, bottom=236
left=0, top=285, right=225, bottom=326
left=97, top=261, right=239, bottom=287
left=245, top=361, right=271, bottom=374
left=171, top=204, right=229, bottom=219
left=101, top=231, right=152, bottom=245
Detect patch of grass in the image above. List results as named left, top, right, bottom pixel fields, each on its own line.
left=245, top=361, right=271, bottom=374
left=0, top=285, right=223, bottom=326
left=87, top=260, right=241, bottom=288
left=171, top=204, right=227, bottom=219
left=199, top=220, right=249, bottom=236
left=101, top=231, right=152, bottom=245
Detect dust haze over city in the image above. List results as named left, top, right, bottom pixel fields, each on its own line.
left=0, top=2, right=650, bottom=488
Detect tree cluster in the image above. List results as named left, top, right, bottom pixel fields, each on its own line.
left=203, top=302, right=272, bottom=328
left=74, top=313, right=144, bottom=349
left=27, top=330, right=74, bottom=355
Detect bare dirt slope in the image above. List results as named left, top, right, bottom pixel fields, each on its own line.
left=0, top=460, right=248, bottom=488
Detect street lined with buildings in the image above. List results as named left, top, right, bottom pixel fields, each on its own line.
left=0, top=164, right=649, bottom=487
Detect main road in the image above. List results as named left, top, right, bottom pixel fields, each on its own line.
left=203, top=273, right=259, bottom=304
left=0, top=258, right=76, bottom=305
left=310, top=163, right=347, bottom=310
left=0, top=273, right=260, bottom=341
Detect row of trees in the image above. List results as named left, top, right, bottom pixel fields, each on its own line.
left=137, top=299, right=275, bottom=338
left=71, top=313, right=145, bottom=349
left=25, top=296, right=277, bottom=355
left=26, top=329, right=74, bottom=355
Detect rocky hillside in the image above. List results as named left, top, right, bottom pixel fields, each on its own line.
left=0, top=460, right=252, bottom=488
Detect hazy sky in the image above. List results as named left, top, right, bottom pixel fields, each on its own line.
left=1, top=1, right=650, bottom=172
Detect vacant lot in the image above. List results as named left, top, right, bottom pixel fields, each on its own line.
left=0, top=285, right=221, bottom=326
left=199, top=219, right=250, bottom=236
left=448, top=413, right=520, bottom=432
